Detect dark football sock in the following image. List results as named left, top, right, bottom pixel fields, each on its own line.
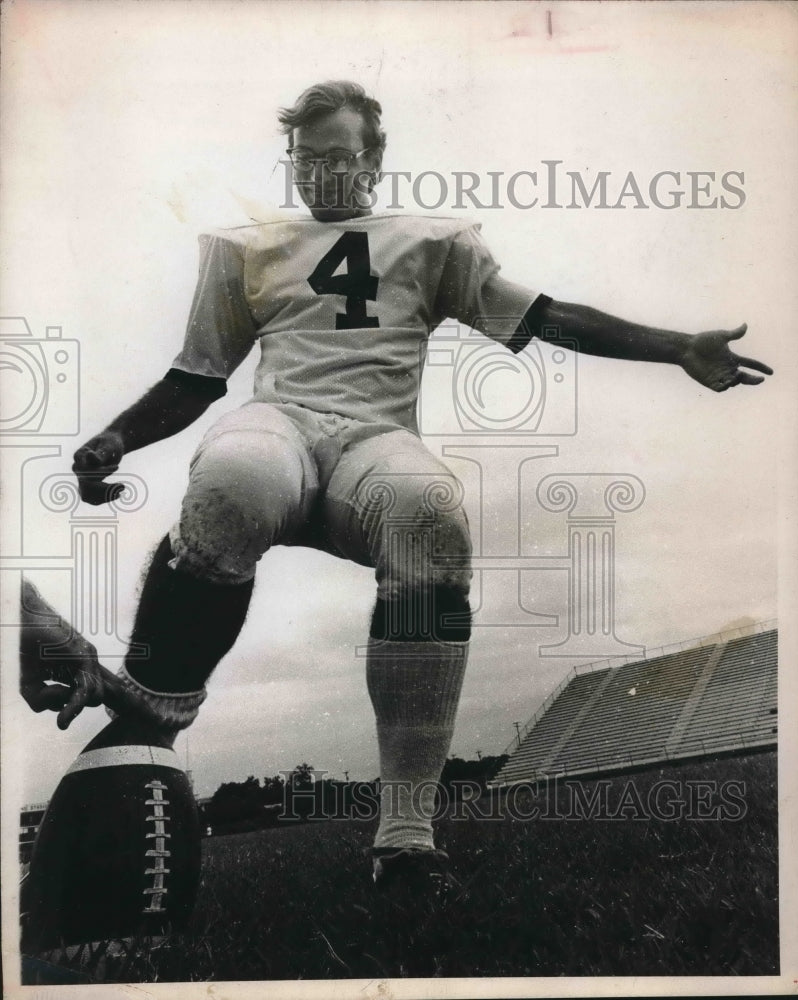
left=369, top=586, right=472, bottom=643
left=125, top=534, right=254, bottom=693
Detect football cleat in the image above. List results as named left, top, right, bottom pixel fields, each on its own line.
left=370, top=847, right=458, bottom=974
left=372, top=847, right=453, bottom=907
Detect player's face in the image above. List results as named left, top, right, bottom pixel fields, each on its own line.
left=292, top=108, right=379, bottom=222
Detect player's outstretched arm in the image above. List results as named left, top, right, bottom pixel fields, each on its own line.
left=533, top=300, right=773, bottom=391
left=73, top=374, right=221, bottom=505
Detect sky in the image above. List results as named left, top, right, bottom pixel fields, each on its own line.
left=1, top=0, right=796, bottom=815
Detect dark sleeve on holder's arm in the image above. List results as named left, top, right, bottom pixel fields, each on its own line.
left=164, top=367, right=228, bottom=401
left=506, top=294, right=554, bottom=354
left=104, top=373, right=225, bottom=455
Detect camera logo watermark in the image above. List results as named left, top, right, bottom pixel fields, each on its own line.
left=1, top=316, right=145, bottom=659
left=420, top=322, right=577, bottom=437
left=0, top=318, right=80, bottom=436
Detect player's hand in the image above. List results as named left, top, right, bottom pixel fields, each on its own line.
left=20, top=579, right=163, bottom=730
left=20, top=642, right=105, bottom=730
left=680, top=324, right=773, bottom=392
left=72, top=430, right=126, bottom=505
left=20, top=579, right=105, bottom=729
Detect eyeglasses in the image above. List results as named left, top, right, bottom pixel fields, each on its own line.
left=286, top=147, right=372, bottom=174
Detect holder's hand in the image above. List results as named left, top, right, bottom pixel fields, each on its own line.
left=20, top=641, right=105, bottom=731
left=20, top=579, right=156, bottom=729
left=72, top=429, right=126, bottom=505
left=680, top=324, right=773, bottom=392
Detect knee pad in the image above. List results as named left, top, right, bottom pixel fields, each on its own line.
left=174, top=431, right=311, bottom=584
left=377, top=505, right=473, bottom=595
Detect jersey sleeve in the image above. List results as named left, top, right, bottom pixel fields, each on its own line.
left=433, top=223, right=545, bottom=349
left=169, top=233, right=257, bottom=384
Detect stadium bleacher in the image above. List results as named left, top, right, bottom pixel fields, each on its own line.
left=490, top=626, right=777, bottom=787
left=19, top=803, right=48, bottom=864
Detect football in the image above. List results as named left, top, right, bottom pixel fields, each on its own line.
left=22, top=715, right=201, bottom=952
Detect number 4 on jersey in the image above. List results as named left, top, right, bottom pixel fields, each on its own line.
left=308, top=231, right=380, bottom=329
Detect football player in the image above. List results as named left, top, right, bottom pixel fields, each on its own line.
left=65, top=80, right=771, bottom=900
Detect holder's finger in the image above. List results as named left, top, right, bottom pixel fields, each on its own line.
left=96, top=663, right=160, bottom=723
left=21, top=682, right=72, bottom=714
left=722, top=323, right=747, bottom=341
left=731, top=354, right=773, bottom=375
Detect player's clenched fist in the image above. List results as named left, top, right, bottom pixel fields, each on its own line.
left=72, top=429, right=126, bottom=505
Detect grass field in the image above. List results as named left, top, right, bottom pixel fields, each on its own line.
left=22, top=751, right=778, bottom=984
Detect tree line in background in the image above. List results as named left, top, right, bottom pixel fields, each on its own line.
left=199, top=756, right=509, bottom=835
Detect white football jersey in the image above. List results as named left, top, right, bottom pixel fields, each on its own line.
left=171, top=213, right=540, bottom=431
